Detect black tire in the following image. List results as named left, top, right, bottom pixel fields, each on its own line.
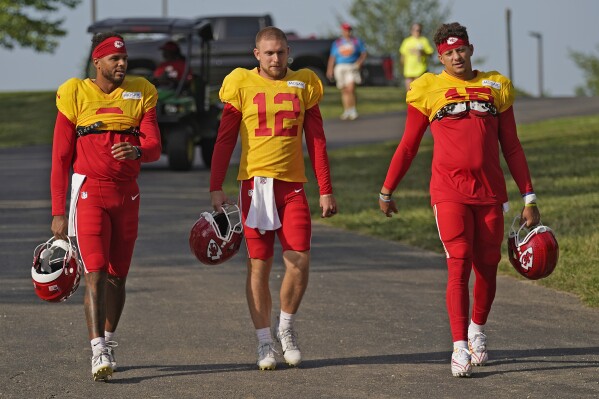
left=200, top=137, right=216, bottom=168
left=167, top=124, right=195, bottom=171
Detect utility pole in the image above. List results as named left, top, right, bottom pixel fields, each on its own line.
left=529, top=31, right=544, bottom=97
left=162, top=0, right=168, bottom=17
left=91, top=0, right=96, bottom=23
left=506, top=8, right=513, bottom=82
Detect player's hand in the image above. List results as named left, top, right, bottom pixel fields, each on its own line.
left=521, top=205, right=541, bottom=228
left=210, top=190, right=228, bottom=213
left=51, top=215, right=68, bottom=241
left=112, top=142, right=139, bottom=160
left=320, top=194, right=337, bottom=218
left=379, top=198, right=398, bottom=218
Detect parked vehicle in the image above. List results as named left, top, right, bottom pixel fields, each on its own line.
left=87, top=18, right=220, bottom=171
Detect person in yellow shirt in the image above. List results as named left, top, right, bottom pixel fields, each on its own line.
left=399, top=23, right=434, bottom=90
left=209, top=26, right=337, bottom=370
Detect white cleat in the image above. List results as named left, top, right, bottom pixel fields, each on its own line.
left=91, top=349, right=114, bottom=382
left=451, top=347, right=472, bottom=378
left=257, top=342, right=277, bottom=370
left=469, top=332, right=488, bottom=366
left=277, top=328, right=302, bottom=367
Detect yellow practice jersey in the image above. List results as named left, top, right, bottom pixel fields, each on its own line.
left=56, top=76, right=158, bottom=130
left=219, top=67, right=323, bottom=182
left=407, top=70, right=514, bottom=121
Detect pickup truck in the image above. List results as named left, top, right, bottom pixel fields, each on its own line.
left=202, top=14, right=395, bottom=86
left=119, top=14, right=395, bottom=88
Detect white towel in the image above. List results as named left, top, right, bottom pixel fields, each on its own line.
left=245, top=177, right=281, bottom=234
left=68, top=173, right=86, bottom=237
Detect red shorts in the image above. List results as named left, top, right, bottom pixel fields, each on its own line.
left=75, top=178, right=140, bottom=278
left=239, top=179, right=311, bottom=260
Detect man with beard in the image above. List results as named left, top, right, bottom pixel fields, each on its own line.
left=209, top=26, right=337, bottom=370
left=50, top=32, right=161, bottom=381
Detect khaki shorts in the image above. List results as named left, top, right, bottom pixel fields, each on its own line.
left=333, top=63, right=362, bottom=89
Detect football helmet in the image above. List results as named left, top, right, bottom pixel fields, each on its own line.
left=189, top=204, right=243, bottom=265
left=31, top=236, right=83, bottom=302
left=507, top=217, right=559, bottom=280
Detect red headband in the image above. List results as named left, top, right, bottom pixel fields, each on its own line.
left=92, top=37, right=127, bottom=59
left=437, top=36, right=469, bottom=55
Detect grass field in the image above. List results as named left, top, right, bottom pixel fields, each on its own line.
left=2, top=89, right=597, bottom=307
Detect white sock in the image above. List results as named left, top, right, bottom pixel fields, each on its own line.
left=256, top=327, right=273, bottom=344
left=453, top=340, right=468, bottom=350
left=104, top=331, right=115, bottom=342
left=278, top=310, right=295, bottom=332
left=91, top=337, right=106, bottom=354
left=468, top=320, right=485, bottom=338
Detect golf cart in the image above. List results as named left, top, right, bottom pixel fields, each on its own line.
left=87, top=18, right=220, bottom=170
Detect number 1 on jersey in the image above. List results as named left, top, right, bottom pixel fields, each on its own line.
left=253, top=92, right=300, bottom=137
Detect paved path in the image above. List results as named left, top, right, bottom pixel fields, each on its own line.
left=1, top=98, right=598, bottom=398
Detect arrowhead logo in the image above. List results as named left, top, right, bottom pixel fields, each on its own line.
left=207, top=239, right=222, bottom=260
left=519, top=248, right=534, bottom=271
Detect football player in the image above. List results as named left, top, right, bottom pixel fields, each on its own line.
left=209, top=26, right=337, bottom=370
left=378, top=22, right=541, bottom=377
left=51, top=32, right=161, bottom=381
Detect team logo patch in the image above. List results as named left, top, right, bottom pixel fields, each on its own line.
left=482, top=79, right=501, bottom=90
left=114, top=40, right=125, bottom=49
left=81, top=192, right=88, bottom=199
left=248, top=189, right=254, bottom=197
left=519, top=248, right=534, bottom=271
left=287, top=80, right=305, bottom=89
left=122, top=92, right=142, bottom=100
left=207, top=239, right=223, bottom=260
left=447, top=37, right=458, bottom=45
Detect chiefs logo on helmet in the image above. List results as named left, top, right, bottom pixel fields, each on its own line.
left=189, top=204, right=243, bottom=265
left=507, top=217, right=559, bottom=280
left=31, top=237, right=83, bottom=302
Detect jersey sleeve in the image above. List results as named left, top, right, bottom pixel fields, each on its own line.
left=422, top=38, right=434, bottom=56
left=142, top=80, right=159, bottom=112
left=219, top=69, right=244, bottom=111
left=55, top=78, right=80, bottom=125
left=405, top=74, right=433, bottom=118
left=305, top=70, right=324, bottom=110
left=498, top=76, right=515, bottom=113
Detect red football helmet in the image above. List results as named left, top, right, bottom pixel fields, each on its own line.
left=31, top=237, right=83, bottom=302
left=189, top=204, right=243, bottom=265
left=507, top=217, right=559, bottom=280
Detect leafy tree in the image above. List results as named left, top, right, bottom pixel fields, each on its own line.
left=0, top=0, right=81, bottom=53
left=570, top=46, right=599, bottom=96
left=347, top=0, right=449, bottom=56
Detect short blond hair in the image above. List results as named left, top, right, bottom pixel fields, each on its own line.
left=255, top=26, right=288, bottom=47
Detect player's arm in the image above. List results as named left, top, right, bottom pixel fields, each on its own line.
left=50, top=111, right=76, bottom=239
left=379, top=104, right=429, bottom=217
left=209, top=103, right=242, bottom=212
left=136, top=107, right=162, bottom=162
left=304, top=104, right=337, bottom=217
left=498, top=106, right=540, bottom=226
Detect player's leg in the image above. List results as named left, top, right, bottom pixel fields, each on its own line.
left=240, top=178, right=278, bottom=369
left=75, top=179, right=113, bottom=381
left=469, top=204, right=504, bottom=366
left=275, top=181, right=311, bottom=366
left=434, top=202, right=475, bottom=377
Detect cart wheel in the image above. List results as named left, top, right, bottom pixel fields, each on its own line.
left=167, top=124, right=195, bottom=171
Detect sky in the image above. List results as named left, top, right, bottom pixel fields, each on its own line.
left=0, top=0, right=597, bottom=97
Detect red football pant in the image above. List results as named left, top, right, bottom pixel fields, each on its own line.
left=434, top=202, right=504, bottom=342
left=75, top=178, right=140, bottom=278
left=239, top=179, right=311, bottom=260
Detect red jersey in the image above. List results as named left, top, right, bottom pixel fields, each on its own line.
left=383, top=70, right=534, bottom=206
left=51, top=76, right=161, bottom=215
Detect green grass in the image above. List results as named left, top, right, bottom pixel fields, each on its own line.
left=0, top=91, right=57, bottom=147
left=3, top=89, right=597, bottom=306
